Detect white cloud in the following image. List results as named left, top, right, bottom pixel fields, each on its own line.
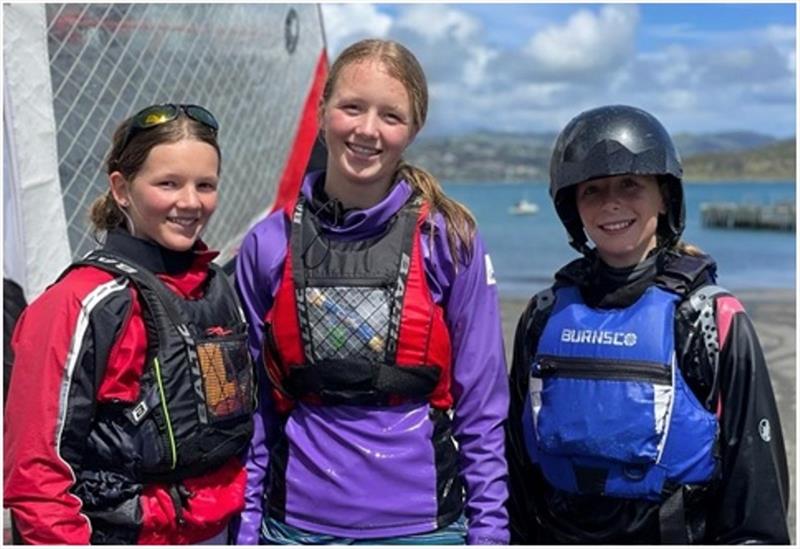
left=395, top=4, right=481, bottom=44
left=524, top=5, right=640, bottom=77
left=462, top=46, right=497, bottom=89
left=318, top=4, right=794, bottom=136
left=763, top=24, right=795, bottom=44
left=320, top=4, right=392, bottom=56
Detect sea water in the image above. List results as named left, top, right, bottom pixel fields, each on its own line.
left=444, top=181, right=796, bottom=298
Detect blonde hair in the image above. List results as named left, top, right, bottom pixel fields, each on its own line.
left=672, top=240, right=704, bottom=256
left=90, top=110, right=220, bottom=233
left=322, top=38, right=476, bottom=261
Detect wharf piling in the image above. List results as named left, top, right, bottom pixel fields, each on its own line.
left=700, top=201, right=795, bottom=232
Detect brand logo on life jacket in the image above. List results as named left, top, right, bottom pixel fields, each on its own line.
left=177, top=323, right=208, bottom=424
left=297, top=287, right=314, bottom=359
left=94, top=255, right=138, bottom=274
left=560, top=328, right=638, bottom=347
left=206, top=326, right=233, bottom=337
left=292, top=202, right=304, bottom=225
left=386, top=252, right=411, bottom=355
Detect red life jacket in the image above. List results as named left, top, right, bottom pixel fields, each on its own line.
left=264, top=194, right=453, bottom=414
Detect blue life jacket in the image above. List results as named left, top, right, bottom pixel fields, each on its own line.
left=521, top=285, right=718, bottom=500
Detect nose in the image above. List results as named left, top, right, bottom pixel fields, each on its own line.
left=176, top=185, right=201, bottom=210
left=356, top=111, right=379, bottom=138
left=600, top=188, right=622, bottom=210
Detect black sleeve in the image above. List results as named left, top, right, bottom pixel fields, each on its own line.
left=4, top=278, right=27, bottom=406
left=705, top=304, right=790, bottom=544
left=506, top=296, right=544, bottom=544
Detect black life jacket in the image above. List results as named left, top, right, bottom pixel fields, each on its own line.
left=74, top=250, right=255, bottom=481
left=265, top=194, right=453, bottom=412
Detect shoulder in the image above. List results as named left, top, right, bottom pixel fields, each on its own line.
left=39, top=265, right=131, bottom=308
left=517, top=284, right=559, bottom=340
left=16, top=265, right=134, bottom=342
left=660, top=250, right=718, bottom=294
left=423, top=209, right=481, bottom=259
left=235, top=210, right=292, bottom=303
left=237, top=210, right=291, bottom=267
left=244, top=208, right=291, bottom=242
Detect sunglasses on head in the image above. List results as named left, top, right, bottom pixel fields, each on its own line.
left=119, top=103, right=219, bottom=153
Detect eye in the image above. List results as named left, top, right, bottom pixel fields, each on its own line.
left=383, top=112, right=404, bottom=125
left=340, top=103, right=361, bottom=115
left=580, top=185, right=598, bottom=197
left=197, top=181, right=218, bottom=192
left=157, top=180, right=177, bottom=189
left=621, top=178, right=640, bottom=189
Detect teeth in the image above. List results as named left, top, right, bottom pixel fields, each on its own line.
left=602, top=220, right=634, bottom=231
left=168, top=217, right=198, bottom=227
left=348, top=143, right=379, bottom=155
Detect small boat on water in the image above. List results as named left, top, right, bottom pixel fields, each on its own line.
left=509, top=198, right=539, bottom=216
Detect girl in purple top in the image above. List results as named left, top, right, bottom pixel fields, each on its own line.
left=233, top=39, right=509, bottom=544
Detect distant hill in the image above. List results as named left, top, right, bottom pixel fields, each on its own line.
left=673, top=131, right=778, bottom=156
left=683, top=138, right=796, bottom=181
left=406, top=131, right=795, bottom=182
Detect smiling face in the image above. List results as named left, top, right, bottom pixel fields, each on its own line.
left=576, top=174, right=666, bottom=268
left=321, top=60, right=416, bottom=208
left=109, top=139, right=220, bottom=251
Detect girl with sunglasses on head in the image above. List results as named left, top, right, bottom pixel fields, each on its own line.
left=506, top=105, right=789, bottom=544
left=4, top=104, right=256, bottom=544
left=232, top=38, right=509, bottom=545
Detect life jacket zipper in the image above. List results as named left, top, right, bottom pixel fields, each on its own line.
left=536, top=355, right=671, bottom=385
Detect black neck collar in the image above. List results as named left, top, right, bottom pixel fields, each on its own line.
left=103, top=229, right=196, bottom=275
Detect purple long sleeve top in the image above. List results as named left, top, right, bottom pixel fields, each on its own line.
left=233, top=172, right=509, bottom=544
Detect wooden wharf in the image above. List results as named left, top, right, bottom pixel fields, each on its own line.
left=700, top=201, right=795, bottom=231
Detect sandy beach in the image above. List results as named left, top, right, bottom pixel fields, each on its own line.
left=501, top=287, right=797, bottom=542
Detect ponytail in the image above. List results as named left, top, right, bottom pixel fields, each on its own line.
left=672, top=240, right=705, bottom=257
left=89, top=190, right=126, bottom=234
left=395, top=162, right=476, bottom=263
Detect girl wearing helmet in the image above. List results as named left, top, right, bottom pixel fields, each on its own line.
left=506, top=105, right=789, bottom=544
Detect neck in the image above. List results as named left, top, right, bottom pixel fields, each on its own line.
left=323, top=168, right=394, bottom=210
left=597, top=238, right=659, bottom=269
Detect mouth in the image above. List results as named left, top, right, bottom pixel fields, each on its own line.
left=598, top=219, right=635, bottom=233
left=167, top=216, right=201, bottom=230
left=346, top=142, right=381, bottom=159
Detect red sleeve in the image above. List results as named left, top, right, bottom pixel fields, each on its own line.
left=3, top=268, right=130, bottom=544
left=137, top=457, right=247, bottom=544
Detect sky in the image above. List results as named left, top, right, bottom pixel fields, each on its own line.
left=319, top=3, right=796, bottom=138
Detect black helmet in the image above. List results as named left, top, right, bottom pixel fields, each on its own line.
left=549, top=105, right=685, bottom=253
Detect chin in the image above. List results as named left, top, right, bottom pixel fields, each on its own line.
left=158, top=234, right=198, bottom=252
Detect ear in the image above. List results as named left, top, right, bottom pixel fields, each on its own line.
left=108, top=171, right=131, bottom=208
left=317, top=101, right=328, bottom=142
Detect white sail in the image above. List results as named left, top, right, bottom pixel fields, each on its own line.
left=3, top=3, right=328, bottom=300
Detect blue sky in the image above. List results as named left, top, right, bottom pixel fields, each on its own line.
left=320, top=3, right=796, bottom=138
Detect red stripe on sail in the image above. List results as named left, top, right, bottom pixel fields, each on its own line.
left=272, top=50, right=329, bottom=212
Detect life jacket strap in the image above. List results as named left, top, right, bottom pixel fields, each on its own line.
left=659, top=486, right=689, bottom=544
left=285, top=359, right=440, bottom=405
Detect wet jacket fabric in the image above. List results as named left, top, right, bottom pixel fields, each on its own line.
left=507, top=249, right=790, bottom=544
left=233, top=172, right=510, bottom=544
left=4, top=230, right=247, bottom=545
